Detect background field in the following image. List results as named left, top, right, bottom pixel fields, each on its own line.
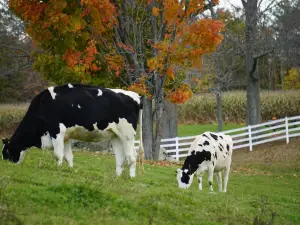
left=178, top=91, right=300, bottom=124
left=1, top=138, right=300, bottom=225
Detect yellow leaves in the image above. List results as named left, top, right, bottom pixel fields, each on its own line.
left=191, top=57, right=202, bottom=69
left=152, top=7, right=160, bottom=16
left=147, top=58, right=158, bottom=71
left=284, top=68, right=300, bottom=90
left=166, top=67, right=175, bottom=80
left=106, top=54, right=125, bottom=77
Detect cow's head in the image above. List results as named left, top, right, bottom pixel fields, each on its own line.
left=176, top=168, right=194, bottom=189
left=2, top=139, right=23, bottom=163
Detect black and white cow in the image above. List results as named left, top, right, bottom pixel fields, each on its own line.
left=176, top=132, right=233, bottom=192
left=2, top=83, right=143, bottom=177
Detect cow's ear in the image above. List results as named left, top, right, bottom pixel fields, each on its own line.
left=2, top=138, right=9, bottom=145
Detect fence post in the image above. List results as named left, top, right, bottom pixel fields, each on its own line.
left=248, top=125, right=252, bottom=152
left=175, top=137, right=179, bottom=162
left=285, top=117, right=289, bottom=144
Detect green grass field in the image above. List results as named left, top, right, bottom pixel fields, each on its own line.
left=178, top=123, right=244, bottom=137
left=1, top=138, right=300, bottom=225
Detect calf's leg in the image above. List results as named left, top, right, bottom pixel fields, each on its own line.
left=208, top=166, right=214, bottom=193
left=223, top=166, right=231, bottom=193
left=216, top=171, right=223, bottom=192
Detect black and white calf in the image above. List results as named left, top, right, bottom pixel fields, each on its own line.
left=2, top=84, right=144, bottom=177
left=176, top=132, right=233, bottom=192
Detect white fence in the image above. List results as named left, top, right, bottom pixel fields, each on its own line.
left=134, top=115, right=300, bottom=161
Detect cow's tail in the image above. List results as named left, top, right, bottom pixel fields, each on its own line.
left=138, top=109, right=145, bottom=175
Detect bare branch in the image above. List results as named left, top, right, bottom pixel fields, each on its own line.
left=254, top=47, right=274, bottom=59
left=0, top=62, right=32, bottom=77
left=0, top=44, right=31, bottom=56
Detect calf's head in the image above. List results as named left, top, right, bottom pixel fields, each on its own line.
left=2, top=139, right=22, bottom=163
left=176, top=168, right=195, bottom=189
left=176, top=150, right=212, bottom=189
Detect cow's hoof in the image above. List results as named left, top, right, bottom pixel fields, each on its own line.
left=209, top=191, right=216, bottom=194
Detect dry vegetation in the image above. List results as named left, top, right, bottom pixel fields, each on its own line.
left=0, top=103, right=29, bottom=137
left=178, top=90, right=300, bottom=124
left=231, top=137, right=300, bottom=175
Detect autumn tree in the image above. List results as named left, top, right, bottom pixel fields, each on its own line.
left=9, top=0, right=224, bottom=160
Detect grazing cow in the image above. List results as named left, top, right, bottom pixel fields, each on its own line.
left=2, top=83, right=144, bottom=178
left=176, top=132, right=233, bottom=192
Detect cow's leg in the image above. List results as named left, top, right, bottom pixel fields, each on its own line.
left=198, top=176, right=203, bottom=191
left=216, top=171, right=223, bottom=192
left=111, top=138, right=125, bottom=177
left=51, top=123, right=66, bottom=166
left=113, top=120, right=137, bottom=178
left=126, top=142, right=137, bottom=178
left=118, top=137, right=136, bottom=178
left=63, top=141, right=73, bottom=167
left=52, top=139, right=64, bottom=166
left=223, top=166, right=231, bottom=193
left=208, top=166, right=214, bottom=193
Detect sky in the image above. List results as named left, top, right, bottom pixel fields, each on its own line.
left=219, top=0, right=243, bottom=9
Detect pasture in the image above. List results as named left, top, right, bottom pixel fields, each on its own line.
left=1, top=138, right=300, bottom=225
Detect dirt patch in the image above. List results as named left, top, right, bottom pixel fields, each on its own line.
left=232, top=137, right=300, bottom=166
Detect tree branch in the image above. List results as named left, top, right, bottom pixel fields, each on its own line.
left=0, top=44, right=31, bottom=56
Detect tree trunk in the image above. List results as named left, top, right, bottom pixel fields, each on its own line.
left=246, top=48, right=261, bottom=125
left=280, top=60, right=284, bottom=90
left=268, top=59, right=271, bottom=90
left=216, top=92, right=223, bottom=131
left=244, top=0, right=260, bottom=125
left=162, top=100, right=177, bottom=138
left=142, top=97, right=153, bottom=160
left=255, top=60, right=261, bottom=123
left=152, top=76, right=165, bottom=160
left=247, top=76, right=260, bottom=125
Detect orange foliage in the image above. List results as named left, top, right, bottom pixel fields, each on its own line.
left=128, top=74, right=152, bottom=98
left=166, top=67, right=175, bottom=80
left=166, top=84, right=193, bottom=104
left=62, top=39, right=98, bottom=73
left=10, top=0, right=224, bottom=104
left=62, top=50, right=83, bottom=68
left=9, top=0, right=118, bottom=79
left=152, top=7, right=160, bottom=16
left=106, top=54, right=125, bottom=77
